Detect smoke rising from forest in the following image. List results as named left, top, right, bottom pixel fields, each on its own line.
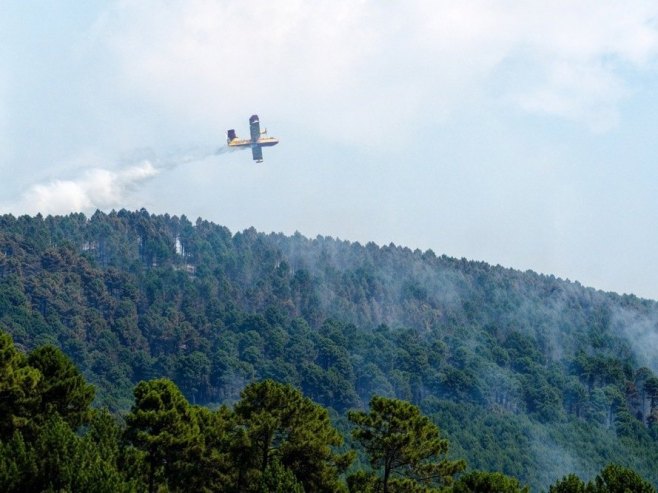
left=1, top=145, right=227, bottom=217
left=613, top=306, right=658, bottom=373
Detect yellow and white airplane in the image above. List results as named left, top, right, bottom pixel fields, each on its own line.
left=227, top=115, right=279, bottom=163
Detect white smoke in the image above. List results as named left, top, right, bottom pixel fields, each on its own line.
left=612, top=305, right=658, bottom=373
left=1, top=145, right=226, bottom=217
left=159, top=145, right=230, bottom=170
left=7, top=161, right=158, bottom=216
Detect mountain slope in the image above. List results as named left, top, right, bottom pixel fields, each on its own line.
left=1, top=209, right=657, bottom=490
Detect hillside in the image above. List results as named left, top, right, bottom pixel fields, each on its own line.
left=1, top=209, right=658, bottom=490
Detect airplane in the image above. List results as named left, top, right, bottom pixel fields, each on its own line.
left=227, top=115, right=279, bottom=163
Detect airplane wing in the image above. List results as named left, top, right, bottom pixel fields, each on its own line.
left=251, top=145, right=263, bottom=162
left=249, top=115, right=260, bottom=142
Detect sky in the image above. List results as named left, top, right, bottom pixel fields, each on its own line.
left=1, top=1, right=658, bottom=299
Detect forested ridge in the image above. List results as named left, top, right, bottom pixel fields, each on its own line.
left=1, top=209, right=658, bottom=491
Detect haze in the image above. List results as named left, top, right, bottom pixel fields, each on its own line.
left=2, top=1, right=658, bottom=299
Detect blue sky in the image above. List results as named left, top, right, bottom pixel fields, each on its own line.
left=2, top=1, right=658, bottom=299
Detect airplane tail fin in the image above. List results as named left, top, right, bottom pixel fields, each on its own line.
left=227, top=129, right=237, bottom=143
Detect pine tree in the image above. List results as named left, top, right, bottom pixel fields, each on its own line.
left=549, top=473, right=587, bottom=493
left=349, top=396, right=465, bottom=493
left=0, top=415, right=132, bottom=493
left=27, top=345, right=95, bottom=430
left=0, top=332, right=40, bottom=439
left=235, top=379, right=352, bottom=492
left=590, top=464, right=656, bottom=493
left=124, top=378, right=199, bottom=493
left=452, top=470, right=529, bottom=493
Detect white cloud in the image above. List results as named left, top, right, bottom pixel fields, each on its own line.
left=94, top=0, right=658, bottom=138
left=515, top=61, right=628, bottom=131
left=0, top=70, right=9, bottom=166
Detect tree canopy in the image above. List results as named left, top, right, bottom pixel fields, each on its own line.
left=0, top=330, right=654, bottom=492
left=2, top=211, right=658, bottom=489
left=349, top=395, right=465, bottom=492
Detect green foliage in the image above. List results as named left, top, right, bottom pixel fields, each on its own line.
left=549, top=474, right=588, bottom=493
left=590, top=464, right=656, bottom=493
left=257, top=457, right=305, bottom=493
left=2, top=211, right=658, bottom=489
left=0, top=332, right=40, bottom=439
left=186, top=404, right=236, bottom=491
left=27, top=345, right=95, bottom=430
left=549, top=465, right=657, bottom=493
left=349, top=396, right=465, bottom=493
left=451, top=470, right=529, bottom=493
left=348, top=470, right=380, bottom=493
left=235, top=379, right=352, bottom=493
left=0, top=330, right=657, bottom=492
left=124, top=378, right=200, bottom=492
left=0, top=415, right=133, bottom=493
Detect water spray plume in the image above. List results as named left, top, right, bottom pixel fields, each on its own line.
left=1, top=144, right=226, bottom=216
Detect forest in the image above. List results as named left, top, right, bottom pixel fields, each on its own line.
left=0, top=331, right=654, bottom=492
left=1, top=209, right=658, bottom=491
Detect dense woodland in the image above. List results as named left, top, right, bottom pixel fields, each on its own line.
left=1, top=210, right=658, bottom=490
left=0, top=332, right=654, bottom=492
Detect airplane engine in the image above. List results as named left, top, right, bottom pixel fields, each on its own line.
left=227, top=129, right=237, bottom=142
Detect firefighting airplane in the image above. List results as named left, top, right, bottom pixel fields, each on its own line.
left=227, top=115, right=279, bottom=163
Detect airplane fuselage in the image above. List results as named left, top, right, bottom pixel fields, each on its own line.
left=226, top=115, right=279, bottom=162
left=227, top=137, right=279, bottom=148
